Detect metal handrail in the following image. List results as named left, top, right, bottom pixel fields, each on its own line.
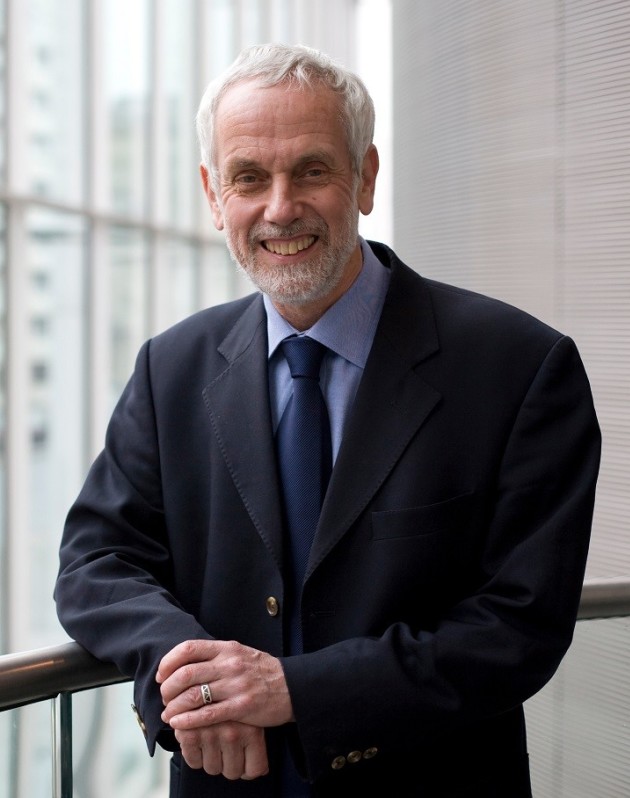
left=576, top=576, right=630, bottom=620
left=0, top=641, right=128, bottom=712
left=0, top=576, right=629, bottom=713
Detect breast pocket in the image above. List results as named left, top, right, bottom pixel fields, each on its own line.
left=371, top=491, right=477, bottom=541
left=369, top=492, right=483, bottom=614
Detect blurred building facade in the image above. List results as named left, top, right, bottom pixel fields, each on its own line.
left=392, top=2, right=630, bottom=795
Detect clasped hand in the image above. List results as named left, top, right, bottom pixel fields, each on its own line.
left=156, top=639, right=293, bottom=781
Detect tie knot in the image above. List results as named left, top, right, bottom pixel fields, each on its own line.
left=281, top=336, right=327, bottom=380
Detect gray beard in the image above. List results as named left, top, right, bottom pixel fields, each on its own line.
left=224, top=209, right=359, bottom=306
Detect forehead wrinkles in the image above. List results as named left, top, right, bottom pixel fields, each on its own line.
left=214, top=83, right=347, bottom=169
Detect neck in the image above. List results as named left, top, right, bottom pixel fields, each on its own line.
left=272, top=244, right=363, bottom=331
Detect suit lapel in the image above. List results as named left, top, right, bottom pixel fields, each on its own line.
left=202, top=296, right=284, bottom=568
left=310, top=254, right=442, bottom=575
left=201, top=254, right=443, bottom=581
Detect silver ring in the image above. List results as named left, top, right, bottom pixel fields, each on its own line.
left=200, top=683, right=213, bottom=705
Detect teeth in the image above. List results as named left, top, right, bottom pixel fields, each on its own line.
left=264, top=236, right=315, bottom=255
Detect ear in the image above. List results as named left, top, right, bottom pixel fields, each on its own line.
left=357, top=145, right=379, bottom=216
left=200, top=164, right=225, bottom=231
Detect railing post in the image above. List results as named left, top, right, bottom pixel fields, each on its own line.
left=51, top=692, right=73, bottom=798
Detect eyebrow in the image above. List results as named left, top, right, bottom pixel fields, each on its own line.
left=224, top=150, right=336, bottom=176
left=294, top=150, right=336, bottom=167
left=225, top=158, right=261, bottom=172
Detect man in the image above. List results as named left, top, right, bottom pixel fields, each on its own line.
left=55, top=43, right=601, bottom=797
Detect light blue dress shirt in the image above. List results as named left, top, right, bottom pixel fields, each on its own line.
left=264, top=238, right=391, bottom=463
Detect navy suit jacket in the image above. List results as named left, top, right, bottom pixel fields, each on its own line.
left=55, top=242, right=601, bottom=797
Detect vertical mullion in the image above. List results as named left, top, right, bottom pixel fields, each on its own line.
left=5, top=202, right=30, bottom=653
left=150, top=0, right=166, bottom=227
left=5, top=0, right=27, bottom=195
left=147, top=0, right=164, bottom=337
left=194, top=0, right=208, bottom=237
left=51, top=693, right=74, bottom=798
left=5, top=0, right=31, bottom=656
left=5, top=5, right=33, bottom=798
left=86, top=0, right=111, bottom=458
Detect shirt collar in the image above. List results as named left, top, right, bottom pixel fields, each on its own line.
left=264, top=238, right=390, bottom=368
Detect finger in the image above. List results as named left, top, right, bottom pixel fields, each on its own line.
left=164, top=686, right=251, bottom=729
left=161, top=682, right=222, bottom=723
left=159, top=659, right=227, bottom=706
left=159, top=666, right=206, bottom=705
left=214, top=726, right=246, bottom=780
left=163, top=702, right=233, bottom=730
left=175, top=731, right=204, bottom=771
left=180, top=746, right=204, bottom=771
left=156, top=639, right=218, bottom=683
left=242, top=734, right=270, bottom=780
left=201, top=744, right=224, bottom=778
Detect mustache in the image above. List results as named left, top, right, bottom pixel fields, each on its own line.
left=248, top=219, right=328, bottom=241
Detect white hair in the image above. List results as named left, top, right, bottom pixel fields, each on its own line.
left=196, top=43, right=375, bottom=186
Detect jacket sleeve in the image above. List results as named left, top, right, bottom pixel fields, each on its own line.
left=54, top=339, right=212, bottom=755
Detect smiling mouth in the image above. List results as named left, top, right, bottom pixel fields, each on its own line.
left=262, top=235, right=316, bottom=256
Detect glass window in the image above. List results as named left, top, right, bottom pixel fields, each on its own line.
left=0, top=0, right=6, bottom=188
left=0, top=3, right=361, bottom=797
left=103, top=0, right=150, bottom=217
left=24, top=0, right=85, bottom=203
left=241, top=0, right=265, bottom=47
left=0, top=203, right=5, bottom=652
left=109, top=226, right=149, bottom=406
left=156, top=237, right=199, bottom=333
left=163, top=0, right=197, bottom=228
left=26, top=207, right=86, bottom=643
left=200, top=241, right=240, bottom=309
left=205, top=0, right=236, bottom=78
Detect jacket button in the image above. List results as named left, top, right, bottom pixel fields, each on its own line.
left=331, top=755, right=346, bottom=770
left=363, top=746, right=378, bottom=759
left=347, top=750, right=362, bottom=764
left=131, top=704, right=147, bottom=738
left=265, top=596, right=279, bottom=616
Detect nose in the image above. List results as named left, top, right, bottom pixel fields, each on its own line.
left=263, top=177, right=302, bottom=226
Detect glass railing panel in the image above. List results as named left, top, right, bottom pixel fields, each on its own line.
left=0, top=677, right=169, bottom=797
left=70, top=682, right=170, bottom=798
left=0, top=708, right=13, bottom=798
left=526, top=616, right=630, bottom=797
left=0, top=701, right=53, bottom=798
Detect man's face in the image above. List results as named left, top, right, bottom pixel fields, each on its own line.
left=201, top=80, right=378, bottom=323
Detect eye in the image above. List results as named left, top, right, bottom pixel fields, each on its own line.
left=232, top=172, right=267, bottom=194
left=235, top=173, right=259, bottom=184
left=299, top=165, right=329, bottom=184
